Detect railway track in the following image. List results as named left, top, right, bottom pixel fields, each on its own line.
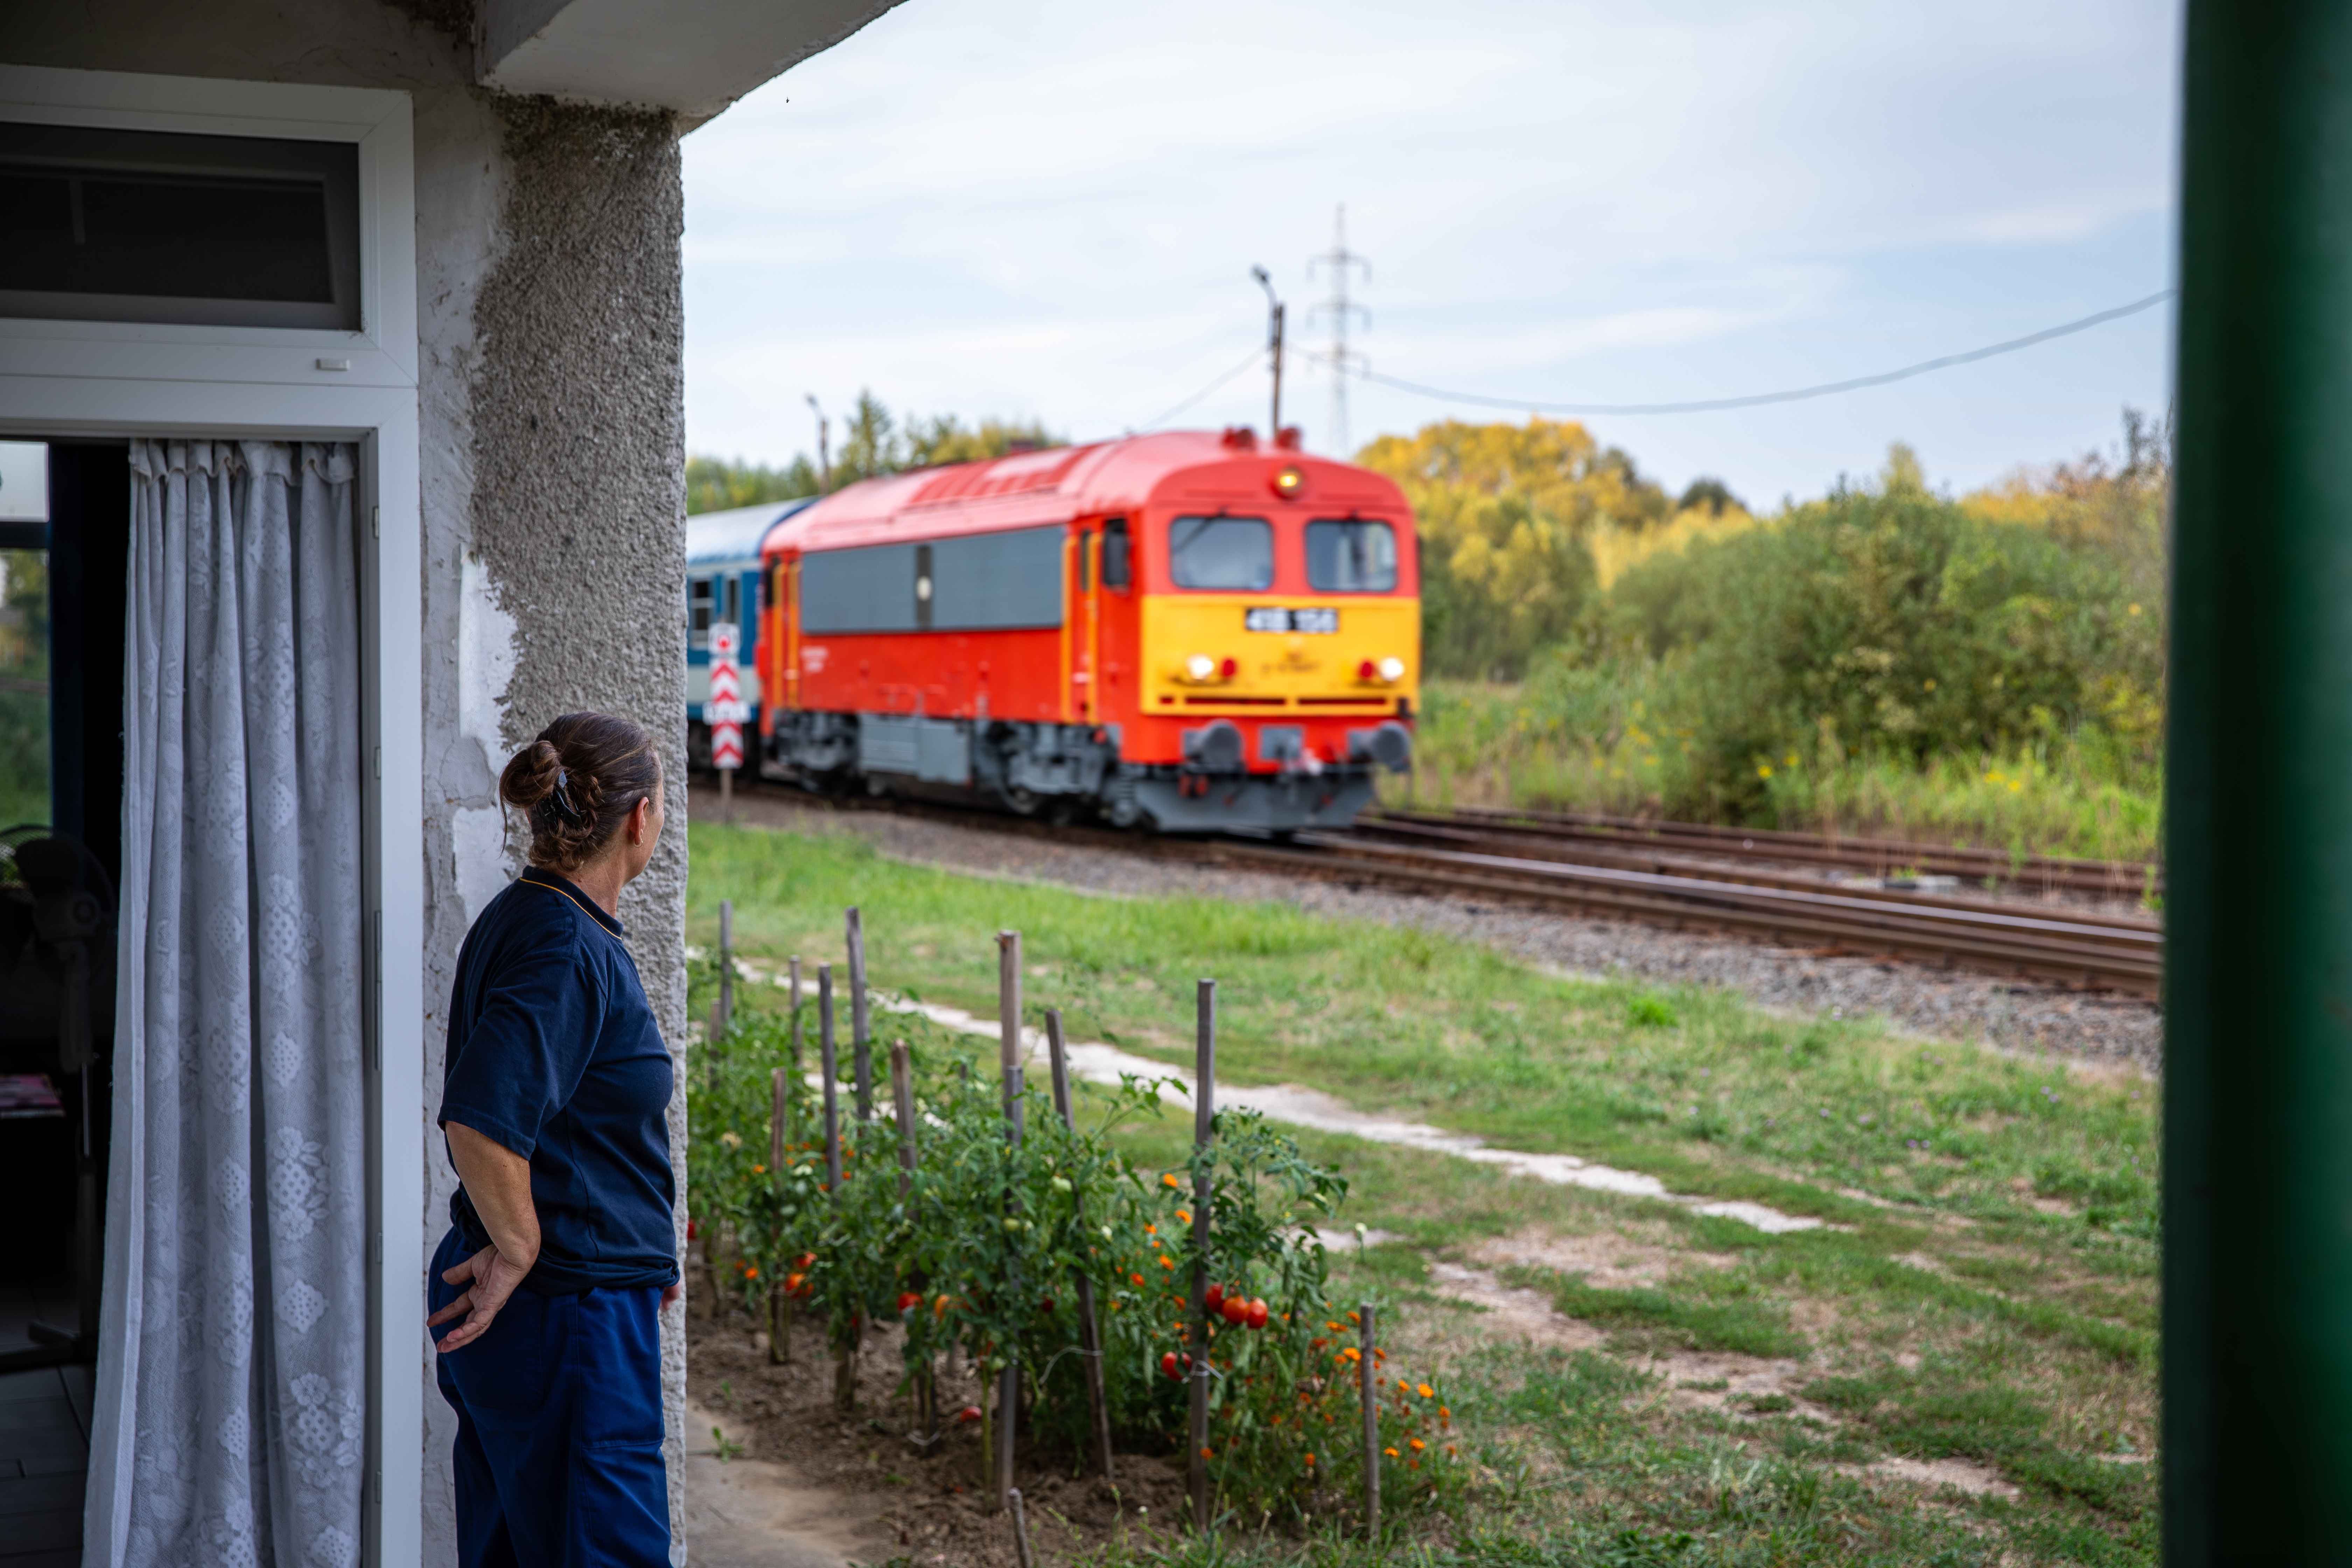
left=1373, top=803, right=2160, bottom=901
left=700, top=781, right=2163, bottom=1001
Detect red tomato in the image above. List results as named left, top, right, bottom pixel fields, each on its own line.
left=1161, top=1351, right=1180, bottom=1380
left=1222, top=1296, right=1248, bottom=1326
left=687, top=1220, right=700, bottom=1241
left=1204, top=1282, right=1224, bottom=1313
left=1246, top=1298, right=1269, bottom=1330
left=956, top=1405, right=982, bottom=1424
left=897, top=1292, right=922, bottom=1313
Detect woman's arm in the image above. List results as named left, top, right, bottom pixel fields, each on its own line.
left=427, top=1121, right=541, bottom=1352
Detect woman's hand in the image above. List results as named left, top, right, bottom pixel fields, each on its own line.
left=429, top=1244, right=534, bottom=1352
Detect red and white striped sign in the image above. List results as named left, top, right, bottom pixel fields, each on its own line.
left=707, top=622, right=746, bottom=771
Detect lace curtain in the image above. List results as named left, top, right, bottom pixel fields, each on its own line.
left=86, top=440, right=368, bottom=1568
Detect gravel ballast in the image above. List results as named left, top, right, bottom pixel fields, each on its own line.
left=691, top=784, right=2162, bottom=1074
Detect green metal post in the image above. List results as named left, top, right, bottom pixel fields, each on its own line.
left=2167, top=2, right=2352, bottom=1556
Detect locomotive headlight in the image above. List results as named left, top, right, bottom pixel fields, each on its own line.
left=1378, top=657, right=1407, bottom=683
left=1186, top=653, right=1216, bottom=681
left=1272, top=465, right=1305, bottom=499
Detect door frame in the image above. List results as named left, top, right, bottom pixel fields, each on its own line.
left=0, top=64, right=425, bottom=1568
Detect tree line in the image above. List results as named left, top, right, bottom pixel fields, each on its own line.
left=687, top=390, right=1058, bottom=514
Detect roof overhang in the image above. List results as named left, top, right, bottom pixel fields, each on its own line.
left=479, top=0, right=905, bottom=121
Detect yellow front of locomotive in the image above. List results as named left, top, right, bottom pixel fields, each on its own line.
left=1116, top=458, right=1419, bottom=827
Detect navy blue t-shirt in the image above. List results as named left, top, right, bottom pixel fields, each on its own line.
left=439, top=867, right=679, bottom=1295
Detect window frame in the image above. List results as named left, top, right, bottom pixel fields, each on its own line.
left=0, top=63, right=424, bottom=1568
left=1166, top=513, right=1276, bottom=593
left=1303, top=517, right=1401, bottom=595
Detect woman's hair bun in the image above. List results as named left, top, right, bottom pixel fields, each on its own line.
left=497, top=714, right=661, bottom=873
left=498, top=738, right=566, bottom=814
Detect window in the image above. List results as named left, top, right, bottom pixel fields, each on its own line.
left=687, top=577, right=714, bottom=647
left=0, top=442, right=49, bottom=830
left=1305, top=519, right=1398, bottom=593
left=799, top=543, right=919, bottom=634
left=1101, top=518, right=1132, bottom=591
left=929, top=526, right=1064, bottom=630
left=1168, top=516, right=1273, bottom=591
left=0, top=121, right=362, bottom=330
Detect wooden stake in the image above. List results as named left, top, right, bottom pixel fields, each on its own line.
left=848, top=906, right=873, bottom=1123
left=717, top=898, right=735, bottom=1039
left=1359, top=1301, right=1379, bottom=1540
left=1189, top=979, right=1216, bottom=1534
left=994, top=930, right=1023, bottom=1513
left=1008, top=1486, right=1036, bottom=1568
left=769, top=1064, right=793, bottom=1364
left=818, top=964, right=842, bottom=1193
left=819, top=963, right=853, bottom=1410
left=1045, top=1009, right=1115, bottom=1486
left=890, top=1040, right=938, bottom=1444
left=788, top=955, right=804, bottom=1084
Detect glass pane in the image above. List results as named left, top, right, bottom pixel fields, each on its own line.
left=1306, top=519, right=1399, bottom=593
left=0, top=547, right=50, bottom=829
left=1168, top=516, right=1273, bottom=591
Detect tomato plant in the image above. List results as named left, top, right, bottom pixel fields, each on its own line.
left=684, top=942, right=1462, bottom=1527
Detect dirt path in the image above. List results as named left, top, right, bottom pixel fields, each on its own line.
left=685, top=1399, right=894, bottom=1567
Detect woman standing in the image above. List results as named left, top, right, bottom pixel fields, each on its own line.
left=428, top=712, right=681, bottom=1567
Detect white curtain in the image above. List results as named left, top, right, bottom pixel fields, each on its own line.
left=87, top=440, right=368, bottom=1568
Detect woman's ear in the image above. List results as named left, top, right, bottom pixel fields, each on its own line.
left=630, top=794, right=653, bottom=845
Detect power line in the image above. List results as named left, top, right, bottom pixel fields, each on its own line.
left=1356, top=289, right=2176, bottom=416
left=1134, top=344, right=1267, bottom=433
left=1307, top=204, right=1371, bottom=453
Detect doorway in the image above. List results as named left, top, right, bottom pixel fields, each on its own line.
left=0, top=436, right=125, bottom=1563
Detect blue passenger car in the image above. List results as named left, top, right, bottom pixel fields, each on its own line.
left=686, top=497, right=816, bottom=773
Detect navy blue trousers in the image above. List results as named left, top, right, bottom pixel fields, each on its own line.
left=430, top=1227, right=670, bottom=1568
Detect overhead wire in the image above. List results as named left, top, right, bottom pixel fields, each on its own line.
left=1132, top=344, right=1269, bottom=433
left=1353, top=289, right=2177, bottom=416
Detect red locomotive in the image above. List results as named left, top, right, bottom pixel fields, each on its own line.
left=755, top=428, right=1419, bottom=833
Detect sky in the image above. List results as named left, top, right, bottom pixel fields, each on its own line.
left=681, top=0, right=2182, bottom=508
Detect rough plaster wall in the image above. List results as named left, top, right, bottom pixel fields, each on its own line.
left=463, top=93, right=693, bottom=1561
left=411, top=79, right=511, bottom=1562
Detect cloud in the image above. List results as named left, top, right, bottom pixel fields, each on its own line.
left=683, top=0, right=2181, bottom=499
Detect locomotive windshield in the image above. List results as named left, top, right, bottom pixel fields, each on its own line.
left=1168, top=516, right=1273, bottom=590
left=1305, top=519, right=1398, bottom=593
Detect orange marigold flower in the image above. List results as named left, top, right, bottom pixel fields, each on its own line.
left=1326, top=1321, right=1343, bottom=1332
left=1159, top=1255, right=1174, bottom=1269
left=1145, top=1223, right=1157, bottom=1235
left=1384, top=1447, right=1399, bottom=1459
left=1418, top=1383, right=1434, bottom=1399
left=1200, top=1446, right=1214, bottom=1460
left=751, top=1163, right=765, bottom=1174
left=1304, top=1453, right=1316, bottom=1465
left=1342, top=1348, right=1361, bottom=1362
left=1409, top=1438, right=1425, bottom=1451
left=1346, top=1310, right=1361, bottom=1326
left=1131, top=1273, right=1146, bottom=1287
left=1162, top=1173, right=1180, bottom=1188
left=1176, top=1209, right=1191, bottom=1224
left=743, top=1266, right=758, bottom=1279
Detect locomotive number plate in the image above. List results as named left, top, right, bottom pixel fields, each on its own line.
left=1245, top=606, right=1339, bottom=634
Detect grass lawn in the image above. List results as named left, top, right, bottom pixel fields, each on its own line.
left=687, top=818, right=2158, bottom=1566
